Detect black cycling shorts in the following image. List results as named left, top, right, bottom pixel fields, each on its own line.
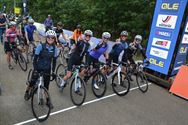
left=4, top=42, right=16, bottom=53
left=67, top=54, right=82, bottom=71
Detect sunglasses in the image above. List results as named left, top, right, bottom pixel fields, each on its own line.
left=85, top=35, right=91, bottom=38
left=103, top=37, right=109, bottom=40
left=47, top=36, right=55, bottom=39
left=121, top=35, right=127, bottom=37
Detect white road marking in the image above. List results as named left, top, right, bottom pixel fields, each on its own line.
left=14, top=83, right=151, bottom=125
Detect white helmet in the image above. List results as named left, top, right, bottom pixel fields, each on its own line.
left=46, top=30, right=56, bottom=37
left=120, top=30, right=128, bottom=36
left=135, top=35, right=142, bottom=43
left=84, top=30, right=93, bottom=36
left=28, top=18, right=34, bottom=24
left=9, top=21, right=16, bottom=26
left=102, top=32, right=111, bottom=39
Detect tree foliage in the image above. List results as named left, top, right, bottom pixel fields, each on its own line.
left=2, top=0, right=156, bottom=44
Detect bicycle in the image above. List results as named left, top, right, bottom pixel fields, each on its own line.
left=135, top=61, right=149, bottom=93
left=103, top=62, right=131, bottom=96
left=26, top=70, right=54, bottom=122
left=55, top=64, right=86, bottom=106
left=83, top=63, right=107, bottom=98
left=10, top=42, right=27, bottom=71
left=57, top=43, right=70, bottom=65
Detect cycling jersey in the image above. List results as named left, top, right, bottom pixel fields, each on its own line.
left=0, top=15, right=6, bottom=28
left=55, top=28, right=63, bottom=39
left=34, top=43, right=58, bottom=71
left=24, top=24, right=37, bottom=41
left=5, top=28, right=17, bottom=43
left=89, top=42, right=108, bottom=59
left=44, top=18, right=53, bottom=28
left=71, top=29, right=82, bottom=42
left=110, top=40, right=128, bottom=56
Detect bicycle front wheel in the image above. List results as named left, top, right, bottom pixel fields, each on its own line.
left=70, top=76, right=86, bottom=106
left=17, top=53, right=27, bottom=71
left=92, top=72, right=107, bottom=98
left=112, top=72, right=130, bottom=96
left=55, top=64, right=67, bottom=88
left=136, top=71, right=148, bottom=93
left=31, top=86, right=51, bottom=122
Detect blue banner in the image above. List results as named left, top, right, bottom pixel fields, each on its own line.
left=146, top=0, right=188, bottom=75
left=171, top=16, right=188, bottom=75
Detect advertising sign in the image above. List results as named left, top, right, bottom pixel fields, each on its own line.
left=171, top=17, right=188, bottom=75
left=146, top=0, right=188, bottom=75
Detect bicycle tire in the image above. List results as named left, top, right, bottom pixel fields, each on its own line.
left=112, top=72, right=130, bottom=96
left=17, top=52, right=27, bottom=71
left=136, top=71, right=148, bottom=93
left=91, top=71, right=107, bottom=98
left=31, top=86, right=51, bottom=122
left=55, top=64, right=67, bottom=88
left=70, top=76, right=86, bottom=106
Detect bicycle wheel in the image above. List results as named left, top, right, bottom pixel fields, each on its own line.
left=91, top=72, right=107, bottom=98
left=31, top=86, right=51, bottom=122
left=17, top=52, right=27, bottom=71
left=70, top=76, right=86, bottom=106
left=112, top=72, right=130, bottom=96
left=55, top=64, right=67, bottom=88
left=136, top=71, right=148, bottom=93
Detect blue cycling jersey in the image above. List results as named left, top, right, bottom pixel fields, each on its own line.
left=89, top=43, right=108, bottom=59
left=24, top=24, right=37, bottom=41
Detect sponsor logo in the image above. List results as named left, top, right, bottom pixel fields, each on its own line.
left=161, top=3, right=179, bottom=11
left=149, top=58, right=164, bottom=68
left=185, top=22, right=188, bottom=33
left=182, top=34, right=188, bottom=44
left=150, top=47, right=168, bottom=59
left=179, top=47, right=187, bottom=54
left=152, top=38, right=171, bottom=49
left=155, top=30, right=172, bottom=38
left=156, top=14, right=177, bottom=29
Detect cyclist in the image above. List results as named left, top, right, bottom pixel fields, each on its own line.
left=70, top=24, right=83, bottom=44
left=60, top=30, right=93, bottom=91
left=86, top=32, right=110, bottom=89
left=4, top=21, right=18, bottom=70
left=24, top=30, right=58, bottom=109
left=44, top=14, right=53, bottom=32
left=109, top=31, right=129, bottom=64
left=55, top=21, right=68, bottom=45
left=0, top=12, right=7, bottom=44
left=25, top=18, right=41, bottom=62
left=122, top=35, right=149, bottom=80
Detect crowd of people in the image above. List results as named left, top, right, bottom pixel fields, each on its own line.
left=0, top=11, right=149, bottom=108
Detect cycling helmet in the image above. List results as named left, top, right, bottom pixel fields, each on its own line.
left=102, top=32, right=111, bottom=39
left=135, top=35, right=142, bottom=43
left=9, top=21, right=16, bottom=26
left=120, top=30, right=128, bottom=36
left=57, top=22, right=63, bottom=26
left=28, top=18, right=34, bottom=24
left=84, top=30, right=93, bottom=36
left=46, top=30, right=56, bottom=37
left=77, top=24, right=81, bottom=29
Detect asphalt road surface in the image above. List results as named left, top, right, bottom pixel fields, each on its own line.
left=0, top=42, right=188, bottom=125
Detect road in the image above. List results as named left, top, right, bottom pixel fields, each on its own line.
left=0, top=42, right=188, bottom=125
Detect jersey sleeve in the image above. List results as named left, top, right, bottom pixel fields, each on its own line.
left=35, top=43, right=43, bottom=55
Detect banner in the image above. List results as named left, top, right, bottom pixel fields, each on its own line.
left=171, top=16, right=188, bottom=75
left=146, top=0, right=188, bottom=75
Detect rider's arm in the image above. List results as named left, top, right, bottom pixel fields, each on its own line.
left=24, top=27, right=29, bottom=44
left=52, top=47, right=58, bottom=73
left=33, top=44, right=42, bottom=70
left=62, top=32, right=68, bottom=43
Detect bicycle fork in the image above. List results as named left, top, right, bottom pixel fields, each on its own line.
left=37, top=76, right=44, bottom=105
left=74, top=69, right=81, bottom=92
left=117, top=66, right=121, bottom=85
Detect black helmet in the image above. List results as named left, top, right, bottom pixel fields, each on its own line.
left=77, top=24, right=81, bottom=29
